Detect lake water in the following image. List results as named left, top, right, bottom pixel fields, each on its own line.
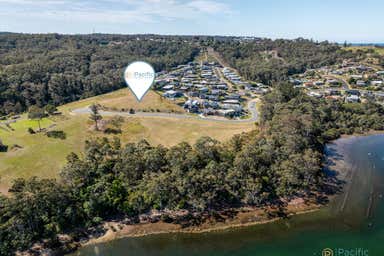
left=72, top=135, right=384, bottom=256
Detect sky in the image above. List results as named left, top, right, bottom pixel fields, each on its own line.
left=0, top=0, right=383, bottom=43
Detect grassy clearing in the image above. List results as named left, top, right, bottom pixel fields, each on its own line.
left=61, top=89, right=184, bottom=113
left=0, top=90, right=255, bottom=190
left=117, top=117, right=255, bottom=147
left=0, top=116, right=87, bottom=187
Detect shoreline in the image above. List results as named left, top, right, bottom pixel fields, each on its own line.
left=80, top=132, right=371, bottom=248
left=83, top=204, right=322, bottom=247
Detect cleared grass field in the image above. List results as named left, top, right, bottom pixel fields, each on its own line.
left=117, top=117, right=255, bottom=147
left=0, top=116, right=88, bottom=191
left=62, top=89, right=184, bottom=113
left=0, top=89, right=255, bottom=191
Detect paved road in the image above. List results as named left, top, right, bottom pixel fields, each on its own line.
left=70, top=99, right=259, bottom=124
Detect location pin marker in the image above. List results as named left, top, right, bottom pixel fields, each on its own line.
left=124, top=61, right=155, bottom=101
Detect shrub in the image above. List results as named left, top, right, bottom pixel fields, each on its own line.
left=104, top=128, right=122, bottom=134
left=27, top=127, right=35, bottom=134
left=0, top=140, right=8, bottom=152
left=46, top=130, right=66, bottom=140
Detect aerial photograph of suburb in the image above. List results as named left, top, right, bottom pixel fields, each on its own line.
left=0, top=0, right=384, bottom=255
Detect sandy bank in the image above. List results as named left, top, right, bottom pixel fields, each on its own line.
left=84, top=201, right=322, bottom=247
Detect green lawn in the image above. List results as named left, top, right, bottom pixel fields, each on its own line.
left=0, top=117, right=53, bottom=134
left=0, top=116, right=87, bottom=189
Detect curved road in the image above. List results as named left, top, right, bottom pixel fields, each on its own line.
left=70, top=99, right=259, bottom=124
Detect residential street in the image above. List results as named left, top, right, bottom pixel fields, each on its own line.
left=70, top=98, right=260, bottom=123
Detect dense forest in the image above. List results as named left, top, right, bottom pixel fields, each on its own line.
left=0, top=34, right=199, bottom=115
left=208, top=38, right=355, bottom=84
left=1, top=83, right=384, bottom=255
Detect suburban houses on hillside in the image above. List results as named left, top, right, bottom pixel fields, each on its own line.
left=155, top=61, right=269, bottom=118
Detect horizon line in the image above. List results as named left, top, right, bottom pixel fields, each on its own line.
left=0, top=31, right=383, bottom=45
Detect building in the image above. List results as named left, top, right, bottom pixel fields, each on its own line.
left=327, top=79, right=340, bottom=86
left=163, top=90, right=182, bottom=98
left=217, top=109, right=236, bottom=117
left=356, top=80, right=367, bottom=87
left=162, top=85, right=174, bottom=90
left=371, top=80, right=383, bottom=86
left=346, top=95, right=360, bottom=103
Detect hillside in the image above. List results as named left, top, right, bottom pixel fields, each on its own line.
left=0, top=88, right=255, bottom=191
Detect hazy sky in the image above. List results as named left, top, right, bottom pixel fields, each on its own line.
left=0, top=0, right=383, bottom=42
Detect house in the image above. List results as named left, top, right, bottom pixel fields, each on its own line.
left=162, top=85, right=174, bottom=91
left=252, top=87, right=268, bottom=94
left=208, top=101, right=219, bottom=109
left=345, top=90, right=361, bottom=96
left=350, top=74, right=363, bottom=79
left=303, top=82, right=314, bottom=87
left=213, top=84, right=228, bottom=90
left=207, top=95, right=219, bottom=101
left=291, top=79, right=302, bottom=85
left=220, top=104, right=243, bottom=112
left=155, top=79, right=167, bottom=87
left=225, top=93, right=241, bottom=100
left=181, top=78, right=191, bottom=83
left=210, top=89, right=221, bottom=95
left=362, top=91, right=375, bottom=100
left=327, top=79, right=340, bottom=86
left=375, top=92, right=384, bottom=101
left=184, top=99, right=199, bottom=113
left=327, top=90, right=341, bottom=96
left=356, top=80, right=367, bottom=87
left=308, top=91, right=323, bottom=98
left=202, top=108, right=216, bottom=115
left=217, top=109, right=236, bottom=117
left=331, top=70, right=344, bottom=75
left=371, top=80, right=383, bottom=86
left=356, top=65, right=370, bottom=72
left=163, top=90, right=182, bottom=98
left=345, top=95, right=360, bottom=103
left=187, top=91, right=199, bottom=97
left=326, top=95, right=342, bottom=101
left=222, top=99, right=240, bottom=104
left=199, top=94, right=207, bottom=99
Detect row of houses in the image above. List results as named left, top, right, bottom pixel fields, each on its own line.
left=291, top=78, right=342, bottom=88
left=307, top=89, right=384, bottom=103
